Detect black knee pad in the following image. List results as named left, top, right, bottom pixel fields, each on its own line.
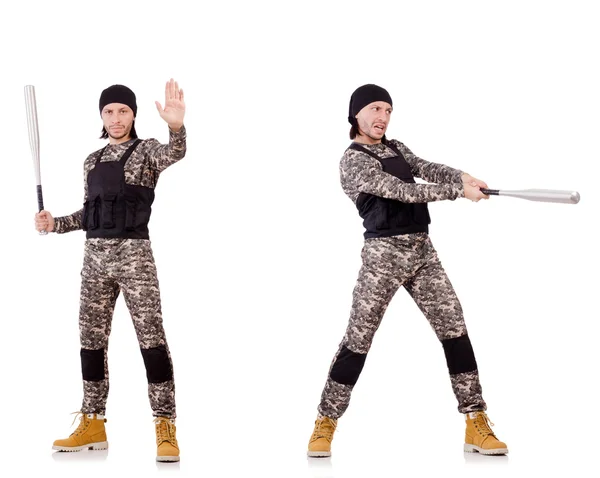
left=81, top=348, right=105, bottom=381
left=140, top=345, right=173, bottom=383
left=330, top=345, right=367, bottom=386
left=442, top=334, right=477, bottom=375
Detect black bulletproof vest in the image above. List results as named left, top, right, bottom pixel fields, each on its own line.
left=349, top=142, right=430, bottom=239
left=82, top=139, right=155, bottom=239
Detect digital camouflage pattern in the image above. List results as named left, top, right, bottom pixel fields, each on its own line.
left=54, top=127, right=186, bottom=419
left=318, top=374, right=353, bottom=420
left=450, top=371, right=486, bottom=414
left=148, top=381, right=176, bottom=418
left=80, top=238, right=176, bottom=417
left=318, top=234, right=486, bottom=418
left=318, top=141, right=485, bottom=419
left=340, top=139, right=464, bottom=204
left=54, top=126, right=187, bottom=233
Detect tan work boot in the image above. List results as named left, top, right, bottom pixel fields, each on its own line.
left=307, top=415, right=337, bottom=457
left=154, top=417, right=180, bottom=462
left=53, top=413, right=108, bottom=452
left=464, top=411, right=508, bottom=455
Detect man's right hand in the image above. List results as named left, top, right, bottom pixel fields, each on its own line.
left=463, top=183, right=489, bottom=202
left=35, top=210, right=55, bottom=232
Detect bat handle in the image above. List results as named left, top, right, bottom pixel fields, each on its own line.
left=481, top=188, right=499, bottom=196
left=37, top=185, right=48, bottom=236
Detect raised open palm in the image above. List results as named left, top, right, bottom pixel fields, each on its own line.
left=155, top=78, right=185, bottom=128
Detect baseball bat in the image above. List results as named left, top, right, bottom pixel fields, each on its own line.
left=24, top=85, right=47, bottom=235
left=481, top=188, right=580, bottom=204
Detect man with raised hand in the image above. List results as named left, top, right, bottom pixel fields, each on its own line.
left=35, top=79, right=186, bottom=462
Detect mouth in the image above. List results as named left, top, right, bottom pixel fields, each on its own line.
left=373, top=124, right=386, bottom=133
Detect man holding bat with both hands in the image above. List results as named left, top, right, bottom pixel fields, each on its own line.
left=35, top=79, right=186, bottom=462
left=308, top=84, right=508, bottom=457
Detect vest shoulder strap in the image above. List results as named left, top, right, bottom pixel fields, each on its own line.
left=95, top=138, right=142, bottom=166
left=347, top=143, right=383, bottom=162
left=385, top=140, right=404, bottom=158
left=347, top=141, right=406, bottom=163
left=118, top=139, right=142, bottom=166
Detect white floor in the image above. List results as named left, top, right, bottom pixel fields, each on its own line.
left=18, top=435, right=592, bottom=478
left=11, top=400, right=598, bottom=478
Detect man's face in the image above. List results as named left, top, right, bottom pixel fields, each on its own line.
left=101, top=103, right=134, bottom=141
left=355, top=101, right=393, bottom=143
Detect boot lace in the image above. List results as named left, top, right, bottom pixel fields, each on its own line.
left=69, top=412, right=89, bottom=437
left=474, top=412, right=497, bottom=438
left=154, top=417, right=177, bottom=446
left=312, top=417, right=337, bottom=442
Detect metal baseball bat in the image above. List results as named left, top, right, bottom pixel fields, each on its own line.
left=24, top=85, right=47, bottom=235
left=481, top=188, right=580, bottom=204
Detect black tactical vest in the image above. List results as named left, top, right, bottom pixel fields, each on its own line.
left=349, top=142, right=430, bottom=239
left=82, top=139, right=155, bottom=239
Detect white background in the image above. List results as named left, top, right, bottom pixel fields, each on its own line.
left=1, top=0, right=598, bottom=477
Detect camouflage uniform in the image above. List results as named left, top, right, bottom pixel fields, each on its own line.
left=317, top=139, right=486, bottom=419
left=54, top=127, right=186, bottom=418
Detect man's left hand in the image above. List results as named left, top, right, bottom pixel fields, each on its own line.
left=462, top=173, right=489, bottom=199
left=155, top=78, right=185, bottom=131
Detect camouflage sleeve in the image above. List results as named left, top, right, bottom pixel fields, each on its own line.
left=142, top=125, right=187, bottom=173
left=391, top=140, right=464, bottom=184
left=54, top=209, right=84, bottom=234
left=340, top=149, right=464, bottom=204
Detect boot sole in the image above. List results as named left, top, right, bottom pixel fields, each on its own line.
left=464, top=444, right=508, bottom=455
left=307, top=451, right=331, bottom=458
left=52, top=441, right=108, bottom=452
left=156, top=455, right=180, bottom=462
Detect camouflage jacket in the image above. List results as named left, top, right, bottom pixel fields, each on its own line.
left=54, top=126, right=187, bottom=234
left=340, top=139, right=465, bottom=204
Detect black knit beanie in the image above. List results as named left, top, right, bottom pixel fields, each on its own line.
left=99, top=85, right=137, bottom=116
left=348, top=84, right=393, bottom=126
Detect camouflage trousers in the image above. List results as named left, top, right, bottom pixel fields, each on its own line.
left=79, top=238, right=176, bottom=418
left=318, top=233, right=486, bottom=419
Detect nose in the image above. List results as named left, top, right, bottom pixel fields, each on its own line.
left=376, top=112, right=387, bottom=123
